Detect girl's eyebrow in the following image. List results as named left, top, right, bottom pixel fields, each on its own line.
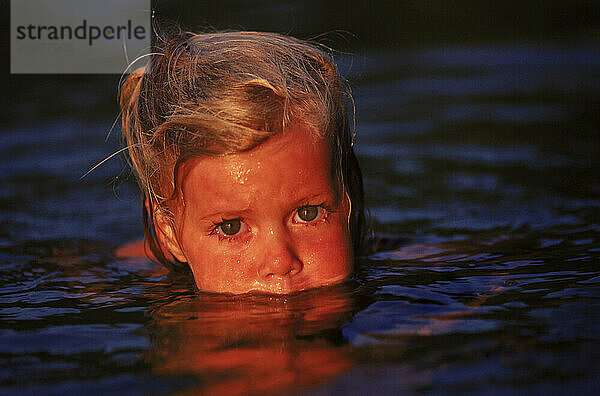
left=289, top=191, right=333, bottom=208
left=195, top=191, right=335, bottom=221
left=197, top=206, right=252, bottom=221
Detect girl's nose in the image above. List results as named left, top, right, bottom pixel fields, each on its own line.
left=258, top=229, right=303, bottom=279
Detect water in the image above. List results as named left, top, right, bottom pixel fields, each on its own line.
left=2, top=12, right=600, bottom=396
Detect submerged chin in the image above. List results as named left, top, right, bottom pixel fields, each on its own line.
left=194, top=274, right=350, bottom=295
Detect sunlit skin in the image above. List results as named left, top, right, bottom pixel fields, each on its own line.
left=156, top=123, right=353, bottom=294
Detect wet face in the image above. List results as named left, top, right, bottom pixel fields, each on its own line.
left=160, top=124, right=353, bottom=294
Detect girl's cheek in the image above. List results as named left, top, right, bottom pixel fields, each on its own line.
left=191, top=252, right=253, bottom=288
left=215, top=249, right=256, bottom=275
left=297, top=224, right=350, bottom=258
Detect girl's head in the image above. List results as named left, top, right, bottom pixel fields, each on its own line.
left=120, top=30, right=364, bottom=294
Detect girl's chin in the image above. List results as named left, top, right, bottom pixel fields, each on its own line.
left=197, top=276, right=346, bottom=295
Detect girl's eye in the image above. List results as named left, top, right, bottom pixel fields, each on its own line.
left=294, top=205, right=324, bottom=223
left=220, top=219, right=241, bottom=235
left=212, top=219, right=245, bottom=237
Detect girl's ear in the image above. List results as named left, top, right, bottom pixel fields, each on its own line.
left=153, top=209, right=187, bottom=263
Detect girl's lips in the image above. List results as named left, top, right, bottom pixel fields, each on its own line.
left=249, top=277, right=311, bottom=295
left=245, top=273, right=346, bottom=295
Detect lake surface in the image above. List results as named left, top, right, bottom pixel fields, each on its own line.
left=1, top=28, right=599, bottom=396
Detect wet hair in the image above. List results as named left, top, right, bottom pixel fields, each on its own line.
left=119, top=30, right=365, bottom=271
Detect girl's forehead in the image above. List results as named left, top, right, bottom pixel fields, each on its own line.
left=179, top=125, right=335, bottom=200
left=187, top=125, right=328, bottom=175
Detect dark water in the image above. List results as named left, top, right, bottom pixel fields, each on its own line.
left=2, top=3, right=600, bottom=395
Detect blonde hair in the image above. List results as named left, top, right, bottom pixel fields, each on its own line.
left=120, top=30, right=365, bottom=270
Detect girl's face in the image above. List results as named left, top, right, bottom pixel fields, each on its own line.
left=160, top=124, right=353, bottom=294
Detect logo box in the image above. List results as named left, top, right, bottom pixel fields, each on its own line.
left=11, top=0, right=151, bottom=74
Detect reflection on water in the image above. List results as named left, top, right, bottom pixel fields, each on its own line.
left=1, top=12, right=600, bottom=396
left=147, top=286, right=357, bottom=395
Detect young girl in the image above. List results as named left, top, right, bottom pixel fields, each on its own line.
left=117, top=30, right=365, bottom=295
